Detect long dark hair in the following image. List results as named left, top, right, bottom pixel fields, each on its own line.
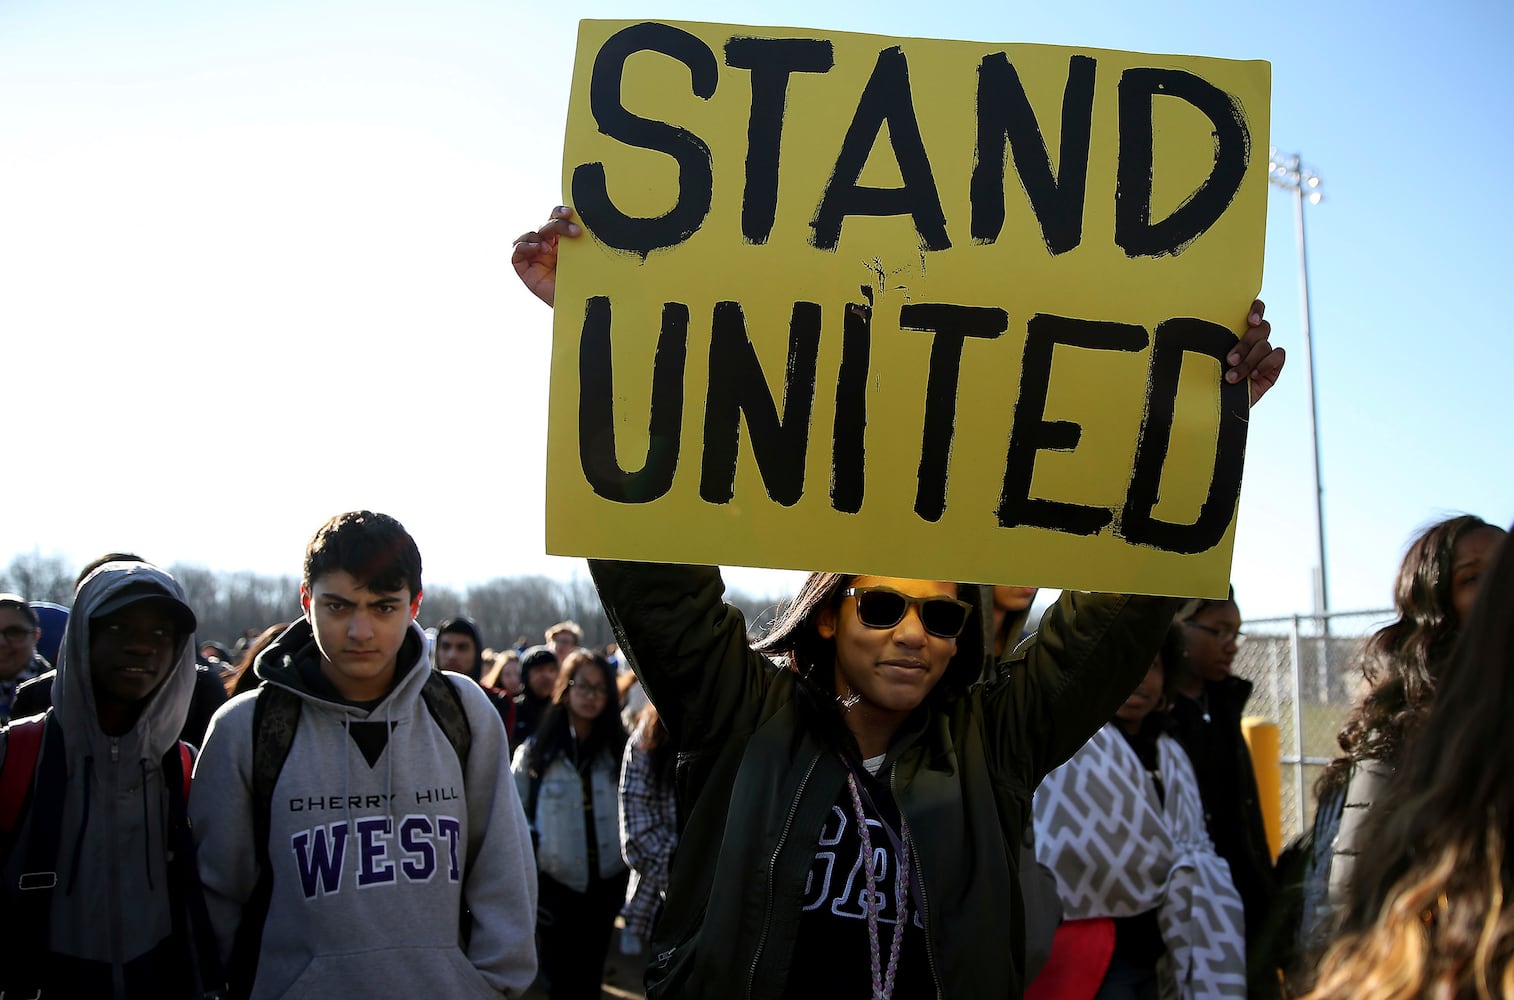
left=753, top=572, right=847, bottom=677
left=1318, top=515, right=1500, bottom=796
left=1307, top=522, right=1514, bottom=998
left=525, top=648, right=627, bottom=777
left=224, top=622, right=291, bottom=698
left=634, top=702, right=676, bottom=790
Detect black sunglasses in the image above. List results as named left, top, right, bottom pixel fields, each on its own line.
left=842, top=587, right=973, bottom=639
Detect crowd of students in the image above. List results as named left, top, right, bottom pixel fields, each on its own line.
left=0, top=202, right=1502, bottom=1000
left=0, top=522, right=689, bottom=1000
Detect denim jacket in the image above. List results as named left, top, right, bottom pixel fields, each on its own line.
left=512, top=740, right=627, bottom=891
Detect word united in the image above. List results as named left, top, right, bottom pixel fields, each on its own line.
left=578, top=300, right=1246, bottom=553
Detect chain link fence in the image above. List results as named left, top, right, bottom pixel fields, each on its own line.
left=1231, top=608, right=1394, bottom=845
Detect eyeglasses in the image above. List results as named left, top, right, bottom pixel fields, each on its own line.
left=0, top=626, right=36, bottom=645
left=1183, top=621, right=1245, bottom=644
left=842, top=587, right=973, bottom=639
left=568, top=680, right=608, bottom=698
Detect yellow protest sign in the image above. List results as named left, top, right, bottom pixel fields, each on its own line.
left=547, top=19, right=1271, bottom=597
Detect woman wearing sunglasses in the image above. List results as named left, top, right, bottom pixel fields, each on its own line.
left=513, top=207, right=1286, bottom=1000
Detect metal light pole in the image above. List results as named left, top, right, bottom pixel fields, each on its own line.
left=1267, top=149, right=1328, bottom=618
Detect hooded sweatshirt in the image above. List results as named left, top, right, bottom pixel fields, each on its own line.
left=189, top=617, right=538, bottom=1000
left=0, top=562, right=199, bottom=998
left=435, top=617, right=486, bottom=680
left=437, top=617, right=514, bottom=733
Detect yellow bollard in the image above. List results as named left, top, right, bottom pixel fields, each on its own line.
left=1241, top=717, right=1282, bottom=861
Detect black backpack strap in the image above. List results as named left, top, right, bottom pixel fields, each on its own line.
left=421, top=671, right=476, bottom=872
left=227, top=686, right=301, bottom=999
left=419, top=671, right=480, bottom=947
left=163, top=741, right=229, bottom=1000
left=250, top=686, right=303, bottom=851
left=420, top=670, right=472, bottom=771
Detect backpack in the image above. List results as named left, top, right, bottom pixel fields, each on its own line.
left=1256, top=780, right=1347, bottom=996
left=0, top=715, right=193, bottom=842
left=0, top=711, right=224, bottom=998
left=228, top=670, right=472, bottom=999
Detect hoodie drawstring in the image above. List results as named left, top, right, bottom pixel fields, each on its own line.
left=384, top=701, right=395, bottom=836
left=342, top=716, right=353, bottom=833
left=64, top=757, right=95, bottom=895
left=140, top=758, right=156, bottom=890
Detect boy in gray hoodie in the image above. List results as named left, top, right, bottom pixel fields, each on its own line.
left=190, top=510, right=538, bottom=999
left=0, top=560, right=207, bottom=998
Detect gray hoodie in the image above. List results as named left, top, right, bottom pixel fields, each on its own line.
left=0, top=562, right=199, bottom=997
left=190, top=618, right=538, bottom=999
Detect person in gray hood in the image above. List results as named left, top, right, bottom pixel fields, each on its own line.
left=0, top=560, right=209, bottom=998
left=190, top=510, right=538, bottom=999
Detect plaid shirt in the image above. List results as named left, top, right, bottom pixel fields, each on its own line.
left=618, top=721, right=678, bottom=941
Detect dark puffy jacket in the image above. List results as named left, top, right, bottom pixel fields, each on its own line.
left=590, top=559, right=1181, bottom=999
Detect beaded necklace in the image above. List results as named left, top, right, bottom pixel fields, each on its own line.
left=846, top=771, right=911, bottom=1000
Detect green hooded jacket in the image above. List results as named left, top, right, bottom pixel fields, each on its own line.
left=590, top=559, right=1182, bottom=999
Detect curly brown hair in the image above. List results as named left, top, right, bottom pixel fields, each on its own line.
left=1317, top=515, right=1499, bottom=797
left=1304, top=519, right=1514, bottom=999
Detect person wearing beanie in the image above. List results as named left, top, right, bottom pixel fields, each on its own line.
left=435, top=617, right=487, bottom=681
left=435, top=615, right=514, bottom=732
left=511, top=645, right=559, bottom=750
